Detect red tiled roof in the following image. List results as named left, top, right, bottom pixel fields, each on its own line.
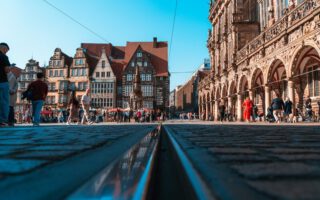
left=124, top=41, right=168, bottom=76
left=10, top=66, right=22, bottom=77
left=81, top=40, right=169, bottom=79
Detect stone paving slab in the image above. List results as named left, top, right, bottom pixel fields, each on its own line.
left=0, top=124, right=157, bottom=200
left=165, top=124, right=320, bottom=200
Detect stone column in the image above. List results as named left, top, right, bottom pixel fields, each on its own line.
left=205, top=101, right=209, bottom=121
left=249, top=90, right=254, bottom=102
left=288, top=80, right=295, bottom=115
left=214, top=100, right=219, bottom=122
left=237, top=94, right=242, bottom=121
left=265, top=86, right=270, bottom=115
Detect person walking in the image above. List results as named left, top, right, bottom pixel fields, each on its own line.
left=67, top=91, right=80, bottom=125
left=284, top=97, right=293, bottom=122
left=252, top=104, right=258, bottom=122
left=218, top=101, right=226, bottom=123
left=81, top=88, right=93, bottom=125
left=0, top=43, right=11, bottom=127
left=7, top=68, right=18, bottom=126
left=243, top=97, right=253, bottom=123
left=271, top=94, right=285, bottom=124
left=27, top=72, right=48, bottom=126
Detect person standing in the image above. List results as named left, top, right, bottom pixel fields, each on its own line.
left=27, top=72, right=48, bottom=126
left=271, top=94, right=285, bottom=124
left=7, top=68, right=18, bottom=126
left=284, top=97, right=293, bottom=122
left=67, top=91, right=80, bottom=125
left=243, top=97, right=253, bottom=123
left=81, top=88, right=93, bottom=125
left=0, top=43, right=11, bottom=127
left=218, top=101, right=226, bottom=123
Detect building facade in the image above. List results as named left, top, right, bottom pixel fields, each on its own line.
left=199, top=0, right=320, bottom=121
left=46, top=48, right=73, bottom=109
left=45, top=38, right=169, bottom=111
left=175, top=62, right=210, bottom=114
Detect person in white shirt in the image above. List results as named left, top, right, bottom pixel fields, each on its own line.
left=7, top=69, right=17, bottom=126
left=81, top=88, right=93, bottom=125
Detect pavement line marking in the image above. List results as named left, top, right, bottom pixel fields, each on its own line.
left=164, top=126, right=216, bottom=200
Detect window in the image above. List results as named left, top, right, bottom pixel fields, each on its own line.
left=141, top=74, right=146, bottom=81
left=59, top=95, right=67, bottom=103
left=137, top=61, right=142, bottom=67
left=107, top=72, right=110, bottom=77
left=102, top=60, right=106, bottom=68
left=54, top=70, right=58, bottom=77
left=77, top=69, right=81, bottom=77
left=308, top=65, right=320, bottom=97
left=127, top=74, right=133, bottom=81
left=137, top=52, right=142, bottom=57
left=106, top=98, right=113, bottom=107
left=101, top=72, right=105, bottom=77
left=107, top=82, right=114, bottom=93
left=146, top=74, right=152, bottom=81
left=59, top=81, right=68, bottom=91
left=131, top=62, right=135, bottom=67
left=75, top=59, right=83, bottom=65
left=124, top=85, right=133, bottom=96
left=59, top=70, right=63, bottom=77
left=143, top=101, right=153, bottom=109
left=144, top=61, right=148, bottom=67
left=160, top=77, right=163, bottom=80
left=49, top=70, right=53, bottom=77
left=82, top=68, right=86, bottom=76
left=57, top=61, right=61, bottom=66
left=78, top=82, right=87, bottom=91
left=96, top=72, right=100, bottom=78
left=141, top=85, right=153, bottom=97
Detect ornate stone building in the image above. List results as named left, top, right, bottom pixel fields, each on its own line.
left=199, top=0, right=320, bottom=121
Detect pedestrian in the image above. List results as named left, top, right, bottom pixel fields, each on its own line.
left=242, top=97, right=253, bottom=123
left=0, top=43, right=11, bottom=127
left=305, top=95, right=313, bottom=121
left=252, top=104, right=258, bottom=122
left=218, top=101, right=226, bottom=123
left=67, top=91, right=80, bottom=125
left=271, top=93, right=285, bottom=124
left=81, top=88, right=93, bottom=125
left=7, top=67, right=18, bottom=126
left=284, top=97, right=293, bottom=122
left=27, top=72, right=48, bottom=126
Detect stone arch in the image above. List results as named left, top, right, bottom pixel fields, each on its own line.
left=228, top=81, right=238, bottom=120
left=238, top=75, right=249, bottom=99
left=289, top=45, right=320, bottom=112
left=267, top=59, right=288, bottom=99
left=251, top=67, right=265, bottom=113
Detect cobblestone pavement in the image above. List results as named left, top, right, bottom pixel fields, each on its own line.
left=0, top=124, right=156, bottom=199
left=165, top=124, right=320, bottom=200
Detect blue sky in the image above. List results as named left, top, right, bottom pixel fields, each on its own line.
left=1, top=0, right=211, bottom=90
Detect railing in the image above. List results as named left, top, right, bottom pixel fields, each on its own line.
left=236, top=0, right=320, bottom=63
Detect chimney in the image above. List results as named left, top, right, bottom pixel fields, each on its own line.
left=153, top=37, right=158, bottom=48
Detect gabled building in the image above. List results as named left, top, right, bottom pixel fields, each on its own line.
left=90, top=48, right=116, bottom=108
left=45, top=37, right=169, bottom=111
left=46, top=48, right=72, bottom=108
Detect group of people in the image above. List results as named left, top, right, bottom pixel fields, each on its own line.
left=0, top=43, right=48, bottom=127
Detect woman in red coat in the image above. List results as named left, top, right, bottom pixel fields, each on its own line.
left=243, top=97, right=253, bottom=122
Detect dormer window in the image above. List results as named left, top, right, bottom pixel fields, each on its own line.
left=102, top=60, right=106, bottom=68
left=75, top=59, right=83, bottom=66
left=137, top=52, right=142, bottom=57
